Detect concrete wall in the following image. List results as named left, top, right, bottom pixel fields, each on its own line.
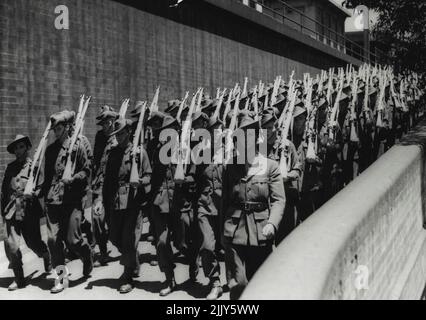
left=242, top=121, right=426, bottom=300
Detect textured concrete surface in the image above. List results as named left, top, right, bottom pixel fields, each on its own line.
left=242, top=122, right=426, bottom=300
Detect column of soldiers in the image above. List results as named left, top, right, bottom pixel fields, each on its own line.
left=1, top=64, right=424, bottom=298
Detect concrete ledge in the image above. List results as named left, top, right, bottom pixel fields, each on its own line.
left=242, top=121, right=426, bottom=300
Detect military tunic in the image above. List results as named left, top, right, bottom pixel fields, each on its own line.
left=1, top=158, right=48, bottom=271
left=41, top=137, right=92, bottom=268
left=104, top=141, right=151, bottom=270
left=222, top=153, right=285, bottom=299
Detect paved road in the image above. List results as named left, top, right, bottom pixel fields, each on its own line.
left=0, top=221, right=230, bottom=300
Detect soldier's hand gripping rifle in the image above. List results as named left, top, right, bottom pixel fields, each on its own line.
left=130, top=101, right=148, bottom=188
left=23, top=121, right=52, bottom=198
left=174, top=89, right=200, bottom=183
left=62, top=96, right=91, bottom=183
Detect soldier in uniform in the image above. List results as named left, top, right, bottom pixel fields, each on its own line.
left=147, top=114, right=180, bottom=296
left=1, top=135, right=51, bottom=291
left=91, top=109, right=118, bottom=266
left=193, top=112, right=225, bottom=300
left=40, top=111, right=93, bottom=294
left=93, top=106, right=115, bottom=173
left=103, top=118, right=152, bottom=293
left=222, top=113, right=285, bottom=300
left=68, top=111, right=95, bottom=257
left=261, top=106, right=302, bottom=245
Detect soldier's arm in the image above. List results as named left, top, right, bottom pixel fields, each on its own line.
left=288, top=143, right=302, bottom=180
left=139, top=147, right=152, bottom=192
left=267, top=160, right=286, bottom=231
left=73, top=144, right=90, bottom=182
left=1, top=164, right=12, bottom=215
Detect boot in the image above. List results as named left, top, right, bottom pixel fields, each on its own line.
left=82, top=250, right=94, bottom=277
left=119, top=267, right=134, bottom=294
left=50, top=266, right=69, bottom=294
left=206, top=279, right=223, bottom=300
left=43, top=252, right=52, bottom=273
left=189, top=261, right=199, bottom=282
left=160, top=272, right=176, bottom=297
left=8, top=266, right=26, bottom=291
left=94, top=243, right=111, bottom=267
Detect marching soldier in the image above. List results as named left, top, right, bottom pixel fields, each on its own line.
left=91, top=109, right=118, bottom=266
left=103, top=118, right=152, bottom=293
left=222, top=113, right=285, bottom=300
left=193, top=112, right=225, bottom=300
left=40, top=110, right=93, bottom=294
left=147, top=114, right=181, bottom=296
left=261, top=106, right=302, bottom=245
left=93, top=106, right=115, bottom=173
left=1, top=135, right=51, bottom=291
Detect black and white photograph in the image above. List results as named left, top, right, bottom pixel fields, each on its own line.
left=0, top=0, right=425, bottom=304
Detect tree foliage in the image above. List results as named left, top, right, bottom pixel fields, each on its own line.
left=343, top=0, right=426, bottom=74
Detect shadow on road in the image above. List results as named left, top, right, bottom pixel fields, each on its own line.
left=84, top=278, right=164, bottom=294
left=177, top=279, right=210, bottom=299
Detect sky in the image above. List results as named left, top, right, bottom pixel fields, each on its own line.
left=330, top=0, right=379, bottom=32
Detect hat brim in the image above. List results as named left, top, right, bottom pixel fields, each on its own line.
left=161, top=118, right=179, bottom=130
left=109, top=125, right=129, bottom=137
left=7, top=137, right=32, bottom=154
left=239, top=119, right=260, bottom=131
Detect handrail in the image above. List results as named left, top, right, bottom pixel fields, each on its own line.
left=235, top=0, right=387, bottom=64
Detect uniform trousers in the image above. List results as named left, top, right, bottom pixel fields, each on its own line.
left=225, top=242, right=272, bottom=300
left=4, top=214, right=48, bottom=270
left=109, top=208, right=143, bottom=270
left=198, top=214, right=220, bottom=281
left=151, top=205, right=175, bottom=278
left=46, top=204, right=92, bottom=268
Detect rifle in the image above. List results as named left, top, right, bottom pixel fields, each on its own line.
left=223, top=91, right=241, bottom=165
left=375, top=73, right=387, bottom=128
left=62, top=96, right=91, bottom=182
left=270, top=76, right=282, bottom=106
left=277, top=83, right=297, bottom=178
left=130, top=101, right=148, bottom=187
left=119, top=98, right=130, bottom=119
left=195, top=87, right=203, bottom=113
left=212, top=89, right=226, bottom=120
left=174, top=90, right=199, bottom=182
left=349, top=76, right=360, bottom=143
left=222, top=88, right=234, bottom=125
left=150, top=87, right=160, bottom=113
left=176, top=91, right=189, bottom=122
left=23, top=121, right=52, bottom=197
left=328, top=79, right=343, bottom=141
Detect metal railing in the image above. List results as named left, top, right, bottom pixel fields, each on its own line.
left=235, top=0, right=387, bottom=64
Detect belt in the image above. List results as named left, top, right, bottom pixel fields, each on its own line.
left=238, top=201, right=268, bottom=212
